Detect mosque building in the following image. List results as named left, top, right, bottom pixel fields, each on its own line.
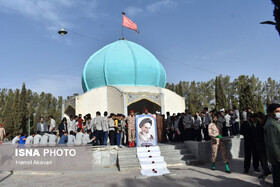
left=62, top=39, right=185, bottom=117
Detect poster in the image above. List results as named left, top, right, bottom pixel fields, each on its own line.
left=136, top=114, right=157, bottom=146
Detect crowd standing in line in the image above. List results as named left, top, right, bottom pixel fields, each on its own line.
left=4, top=103, right=280, bottom=187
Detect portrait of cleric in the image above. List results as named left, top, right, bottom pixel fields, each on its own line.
left=136, top=115, right=157, bottom=146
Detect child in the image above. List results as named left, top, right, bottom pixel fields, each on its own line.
left=19, top=133, right=27, bottom=145
left=48, top=132, right=57, bottom=146
left=58, top=131, right=68, bottom=145
left=25, top=133, right=35, bottom=147
left=67, top=131, right=75, bottom=146
left=82, top=130, right=95, bottom=145
left=40, top=133, right=49, bottom=146
left=12, top=133, right=21, bottom=145
left=33, top=131, right=42, bottom=147
left=74, top=128, right=84, bottom=146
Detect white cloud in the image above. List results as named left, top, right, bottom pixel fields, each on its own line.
left=125, top=6, right=143, bottom=17
left=0, top=0, right=99, bottom=30
left=146, top=0, right=177, bottom=13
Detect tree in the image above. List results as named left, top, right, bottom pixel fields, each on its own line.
left=2, top=89, right=14, bottom=139
left=178, top=81, right=183, bottom=97
left=215, top=76, right=226, bottom=110
left=12, top=89, right=22, bottom=136
left=256, top=95, right=265, bottom=114
left=18, top=83, right=28, bottom=133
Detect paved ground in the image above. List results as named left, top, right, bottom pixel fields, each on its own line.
left=0, top=159, right=273, bottom=187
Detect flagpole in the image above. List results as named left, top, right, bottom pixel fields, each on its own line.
left=121, top=12, right=125, bottom=39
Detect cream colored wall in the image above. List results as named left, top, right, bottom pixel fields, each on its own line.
left=162, top=88, right=186, bottom=114
left=107, top=86, right=124, bottom=114
left=74, top=86, right=185, bottom=117
left=75, top=87, right=108, bottom=116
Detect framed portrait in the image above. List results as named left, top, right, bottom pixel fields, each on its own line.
left=136, top=114, right=157, bottom=146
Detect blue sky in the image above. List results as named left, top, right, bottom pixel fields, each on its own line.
left=0, top=0, right=279, bottom=98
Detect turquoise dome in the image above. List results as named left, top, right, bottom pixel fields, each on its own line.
left=82, top=40, right=167, bottom=92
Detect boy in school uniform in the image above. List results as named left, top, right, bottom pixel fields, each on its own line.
left=48, top=132, right=57, bottom=146
left=12, top=133, right=21, bottom=145
left=67, top=131, right=75, bottom=146
left=33, top=132, right=42, bottom=147
left=25, top=133, right=35, bottom=147
left=58, top=132, right=68, bottom=145
left=40, top=133, right=49, bottom=146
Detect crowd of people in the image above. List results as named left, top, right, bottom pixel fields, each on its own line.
left=1, top=103, right=279, bottom=187
left=163, top=104, right=279, bottom=186
left=165, top=106, right=242, bottom=142
left=9, top=110, right=140, bottom=148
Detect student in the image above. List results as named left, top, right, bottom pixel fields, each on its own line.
left=25, top=133, right=35, bottom=147
left=67, top=115, right=76, bottom=134
left=49, top=115, right=56, bottom=133
left=48, top=132, right=57, bottom=146
left=108, top=114, right=116, bottom=145
left=93, top=111, right=104, bottom=145
left=115, top=114, right=124, bottom=147
left=82, top=130, right=95, bottom=145
left=102, top=112, right=109, bottom=145
left=33, top=132, right=42, bottom=147
left=74, top=128, right=84, bottom=146
left=58, top=131, right=68, bottom=145
left=40, top=133, right=49, bottom=146
left=67, top=131, right=75, bottom=146
left=18, top=133, right=27, bottom=145
left=58, top=117, right=68, bottom=137
left=12, top=133, right=21, bottom=145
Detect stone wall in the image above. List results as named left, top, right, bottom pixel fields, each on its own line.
left=90, top=146, right=118, bottom=167
left=184, top=136, right=244, bottom=163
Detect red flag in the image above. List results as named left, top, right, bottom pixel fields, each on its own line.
left=122, top=15, right=139, bottom=33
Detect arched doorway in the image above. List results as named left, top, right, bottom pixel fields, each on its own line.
left=64, top=105, right=75, bottom=118
left=127, top=99, right=161, bottom=114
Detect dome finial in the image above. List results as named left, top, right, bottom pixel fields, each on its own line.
left=119, top=37, right=126, bottom=40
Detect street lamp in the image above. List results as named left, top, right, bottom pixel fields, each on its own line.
left=58, top=28, right=67, bottom=36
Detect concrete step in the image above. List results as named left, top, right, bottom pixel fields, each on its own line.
left=158, top=144, right=186, bottom=149
left=118, top=154, right=137, bottom=159
left=119, top=164, right=140, bottom=171
left=160, top=148, right=190, bottom=155
left=185, top=159, right=202, bottom=165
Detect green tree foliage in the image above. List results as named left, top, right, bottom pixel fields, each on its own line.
left=165, top=75, right=277, bottom=114
left=12, top=89, right=22, bottom=136
left=0, top=83, right=63, bottom=139
left=2, top=89, right=14, bottom=139
left=19, top=83, right=28, bottom=133
left=215, top=76, right=227, bottom=110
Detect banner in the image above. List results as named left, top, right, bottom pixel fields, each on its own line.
left=136, top=115, right=157, bottom=146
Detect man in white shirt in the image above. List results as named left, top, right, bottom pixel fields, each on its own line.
left=48, top=132, right=57, bottom=146
left=82, top=130, right=96, bottom=145
left=232, top=106, right=240, bottom=135
left=12, top=134, right=21, bottom=145
left=93, top=111, right=104, bottom=145
left=74, top=128, right=84, bottom=146
left=67, top=131, right=75, bottom=146
left=193, top=112, right=202, bottom=141
left=102, top=112, right=109, bottom=145
left=25, top=133, right=35, bottom=147
left=224, top=110, right=232, bottom=136
left=40, top=133, right=49, bottom=146
left=67, top=115, right=76, bottom=134
left=33, top=132, right=42, bottom=147
left=49, top=115, right=56, bottom=133
left=184, top=110, right=194, bottom=141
